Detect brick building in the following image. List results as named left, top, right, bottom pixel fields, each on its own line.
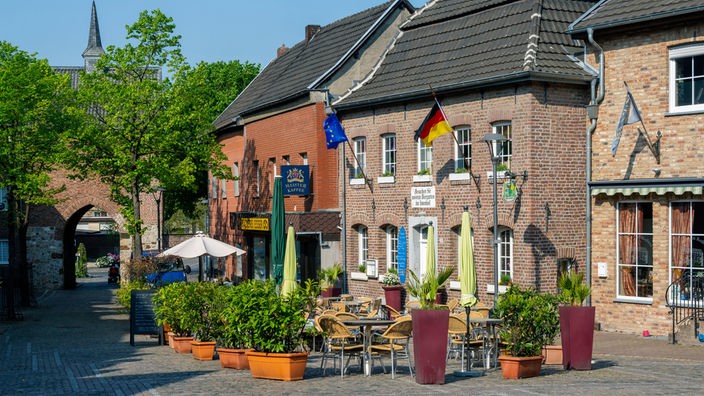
left=333, top=0, right=594, bottom=306
left=211, top=1, right=414, bottom=283
left=567, top=0, right=704, bottom=338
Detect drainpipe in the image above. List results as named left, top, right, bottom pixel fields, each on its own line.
left=585, top=28, right=605, bottom=306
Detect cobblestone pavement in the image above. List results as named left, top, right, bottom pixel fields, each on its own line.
left=1, top=267, right=703, bottom=395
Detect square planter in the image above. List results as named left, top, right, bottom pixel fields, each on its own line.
left=246, top=351, right=308, bottom=381
left=350, top=178, right=366, bottom=185
left=448, top=172, right=470, bottom=181
left=486, top=170, right=511, bottom=183
left=377, top=176, right=395, bottom=184
left=350, top=271, right=368, bottom=281
left=413, top=174, right=432, bottom=183
left=487, top=284, right=509, bottom=294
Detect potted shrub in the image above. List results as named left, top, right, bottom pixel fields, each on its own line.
left=243, top=279, right=319, bottom=381
left=319, top=263, right=343, bottom=297
left=184, top=282, right=221, bottom=361
left=494, top=286, right=561, bottom=379
left=406, top=266, right=454, bottom=384
left=218, top=282, right=254, bottom=369
left=558, top=271, right=594, bottom=370
left=381, top=268, right=403, bottom=312
left=153, top=282, right=193, bottom=354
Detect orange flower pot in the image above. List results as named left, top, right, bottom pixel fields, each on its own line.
left=245, top=351, right=308, bottom=381
left=498, top=355, right=543, bottom=379
left=191, top=340, right=216, bottom=360
left=172, top=336, right=194, bottom=354
left=218, top=348, right=252, bottom=370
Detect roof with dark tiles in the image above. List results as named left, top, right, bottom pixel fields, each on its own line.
left=213, top=0, right=413, bottom=130
left=568, top=0, right=704, bottom=35
left=335, top=0, right=595, bottom=109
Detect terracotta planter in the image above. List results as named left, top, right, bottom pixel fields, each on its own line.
left=411, top=309, right=450, bottom=384
left=191, top=340, right=216, bottom=361
left=321, top=287, right=341, bottom=298
left=382, top=285, right=404, bottom=312
left=498, top=355, right=543, bottom=379
left=218, top=347, right=252, bottom=370
left=167, top=331, right=175, bottom=349
left=172, top=336, right=194, bottom=354
left=245, top=351, right=308, bottom=381
left=542, top=345, right=563, bottom=365
left=559, top=306, right=595, bottom=370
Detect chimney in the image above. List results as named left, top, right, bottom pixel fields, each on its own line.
left=305, top=25, right=321, bottom=44
left=277, top=44, right=289, bottom=58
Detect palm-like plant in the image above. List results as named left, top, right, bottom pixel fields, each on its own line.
left=558, top=272, right=591, bottom=306
left=406, top=267, right=454, bottom=310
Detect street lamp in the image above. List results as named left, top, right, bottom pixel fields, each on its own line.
left=481, top=133, right=506, bottom=306
left=151, top=187, right=166, bottom=252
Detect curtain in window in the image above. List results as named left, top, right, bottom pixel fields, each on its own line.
left=671, top=203, right=691, bottom=281
left=619, top=204, right=638, bottom=296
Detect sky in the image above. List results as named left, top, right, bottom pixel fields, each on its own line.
left=0, top=0, right=424, bottom=68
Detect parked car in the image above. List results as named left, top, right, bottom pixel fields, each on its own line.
left=146, top=256, right=190, bottom=286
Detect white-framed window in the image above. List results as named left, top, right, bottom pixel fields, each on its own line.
left=233, top=162, right=240, bottom=197
left=300, top=152, right=308, bottom=165
left=253, top=160, right=260, bottom=197
left=386, top=225, right=398, bottom=271
left=282, top=155, right=290, bottom=166
left=669, top=45, right=704, bottom=113
left=221, top=179, right=227, bottom=199
left=670, top=201, right=704, bottom=299
left=211, top=176, right=218, bottom=199
left=353, top=137, right=366, bottom=178
left=358, top=225, right=368, bottom=267
left=0, top=188, right=7, bottom=211
left=493, top=122, right=512, bottom=169
left=454, top=126, right=471, bottom=172
left=417, top=140, right=432, bottom=173
left=0, top=239, right=8, bottom=265
left=382, top=134, right=396, bottom=176
left=498, top=226, right=513, bottom=281
left=617, top=202, right=653, bottom=299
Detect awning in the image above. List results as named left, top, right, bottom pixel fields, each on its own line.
left=590, top=178, right=704, bottom=197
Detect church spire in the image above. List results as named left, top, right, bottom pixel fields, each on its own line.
left=82, top=1, right=104, bottom=72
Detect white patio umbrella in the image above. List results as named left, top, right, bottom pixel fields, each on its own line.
left=158, top=232, right=245, bottom=258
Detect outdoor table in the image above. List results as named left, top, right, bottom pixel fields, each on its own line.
left=469, top=317, right=503, bottom=368
left=342, top=318, right=396, bottom=376
left=322, top=296, right=342, bottom=308
left=343, top=300, right=364, bottom=314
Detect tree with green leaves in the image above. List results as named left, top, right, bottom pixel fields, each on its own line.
left=65, top=10, right=232, bottom=258
left=0, top=41, right=78, bottom=308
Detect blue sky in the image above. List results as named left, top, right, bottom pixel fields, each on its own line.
left=0, top=1, right=423, bottom=68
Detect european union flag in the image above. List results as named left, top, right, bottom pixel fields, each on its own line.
left=323, top=113, right=348, bottom=150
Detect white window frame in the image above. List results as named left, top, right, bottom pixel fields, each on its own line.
left=417, top=140, right=432, bottom=173
left=253, top=160, right=260, bottom=197
left=358, top=226, right=368, bottom=267
left=493, top=122, right=512, bottom=169
left=353, top=137, right=366, bottom=178
left=221, top=179, right=227, bottom=199
left=211, top=176, right=218, bottom=199
left=0, top=239, right=8, bottom=265
left=300, top=152, right=308, bottom=165
left=386, top=225, right=398, bottom=271
left=616, top=201, right=653, bottom=301
left=669, top=45, right=704, bottom=113
left=498, top=226, right=513, bottom=281
left=382, top=134, right=396, bottom=176
left=454, top=126, right=471, bottom=172
left=233, top=162, right=240, bottom=197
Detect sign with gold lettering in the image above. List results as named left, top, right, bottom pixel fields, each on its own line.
left=281, top=165, right=310, bottom=196
left=241, top=217, right=270, bottom=231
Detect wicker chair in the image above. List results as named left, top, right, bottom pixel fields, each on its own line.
left=383, top=304, right=403, bottom=320
left=447, top=314, right=485, bottom=369
left=357, top=297, right=373, bottom=314
left=318, top=315, right=364, bottom=377
left=368, top=317, right=414, bottom=378
left=364, top=298, right=382, bottom=318
left=330, top=301, right=348, bottom=312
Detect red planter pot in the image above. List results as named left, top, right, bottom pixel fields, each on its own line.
left=559, top=306, right=595, bottom=370
left=321, top=287, right=341, bottom=298
left=218, top=347, right=252, bottom=369
left=411, top=309, right=450, bottom=384
left=382, top=285, right=404, bottom=312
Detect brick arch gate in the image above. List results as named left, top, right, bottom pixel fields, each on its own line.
left=27, top=172, right=158, bottom=290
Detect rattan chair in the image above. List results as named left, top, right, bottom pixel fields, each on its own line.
left=318, top=316, right=364, bottom=378
left=383, top=304, right=403, bottom=320
left=447, top=314, right=485, bottom=369
left=357, top=297, right=373, bottom=314
left=330, top=301, right=348, bottom=312
left=364, top=298, right=382, bottom=318
left=368, top=317, right=414, bottom=378
left=405, top=300, right=421, bottom=313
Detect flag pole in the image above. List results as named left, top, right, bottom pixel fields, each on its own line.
left=624, top=82, right=661, bottom=164
left=428, top=85, right=481, bottom=191
left=345, top=140, right=373, bottom=192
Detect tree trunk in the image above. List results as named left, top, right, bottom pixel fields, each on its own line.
left=132, top=181, right=143, bottom=259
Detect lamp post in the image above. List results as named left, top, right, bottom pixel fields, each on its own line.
left=481, top=133, right=506, bottom=306
left=151, top=187, right=165, bottom=252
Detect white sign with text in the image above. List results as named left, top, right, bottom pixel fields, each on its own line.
left=411, top=186, right=436, bottom=208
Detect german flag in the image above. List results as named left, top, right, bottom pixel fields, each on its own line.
left=414, top=102, right=453, bottom=146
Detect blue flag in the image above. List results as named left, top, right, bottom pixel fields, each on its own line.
left=323, top=113, right=348, bottom=150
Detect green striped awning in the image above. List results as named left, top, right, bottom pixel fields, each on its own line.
left=590, top=180, right=704, bottom=197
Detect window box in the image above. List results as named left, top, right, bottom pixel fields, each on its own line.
left=449, top=172, right=471, bottom=181
left=350, top=271, right=368, bottom=281
left=449, top=281, right=461, bottom=290
left=350, top=178, right=366, bottom=185
left=377, top=176, right=395, bottom=184
left=413, top=174, right=432, bottom=183
left=487, top=283, right=509, bottom=294
left=486, top=170, right=510, bottom=183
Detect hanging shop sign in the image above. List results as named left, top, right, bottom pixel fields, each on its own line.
left=502, top=180, right=517, bottom=203
left=281, top=165, right=310, bottom=196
